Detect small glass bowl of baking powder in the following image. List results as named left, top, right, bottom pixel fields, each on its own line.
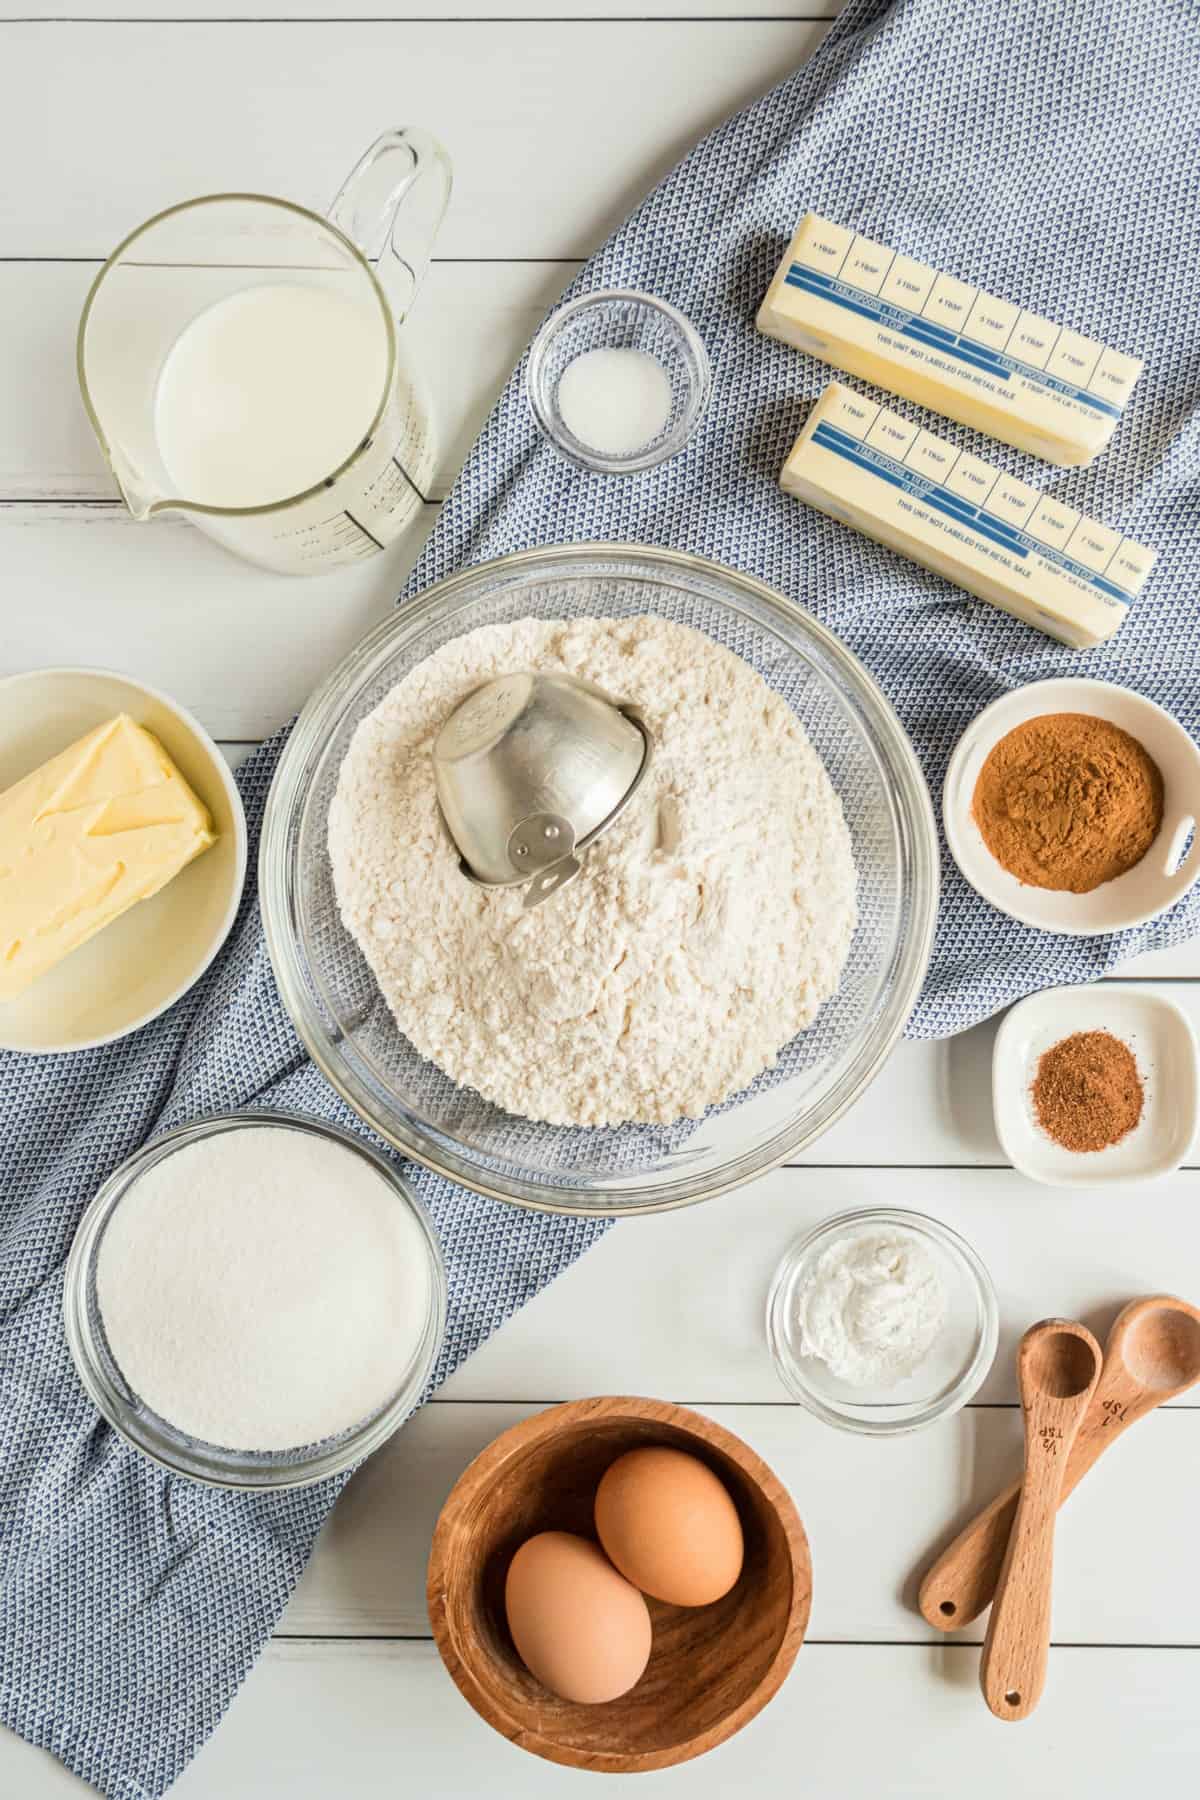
left=526, top=289, right=711, bottom=475
left=766, top=1208, right=998, bottom=1436
left=63, top=1111, right=447, bottom=1489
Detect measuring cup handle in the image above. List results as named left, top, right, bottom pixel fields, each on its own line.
left=328, top=129, right=453, bottom=324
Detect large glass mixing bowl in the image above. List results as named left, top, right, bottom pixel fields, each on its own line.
left=261, top=545, right=938, bottom=1215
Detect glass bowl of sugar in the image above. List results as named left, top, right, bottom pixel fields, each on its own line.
left=526, top=289, right=711, bottom=474
left=63, top=1111, right=447, bottom=1488
left=766, top=1208, right=998, bottom=1436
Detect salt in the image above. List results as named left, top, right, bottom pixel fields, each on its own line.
left=556, top=347, right=673, bottom=457
left=95, top=1124, right=433, bottom=1452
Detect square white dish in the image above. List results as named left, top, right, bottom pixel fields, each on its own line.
left=993, top=984, right=1199, bottom=1187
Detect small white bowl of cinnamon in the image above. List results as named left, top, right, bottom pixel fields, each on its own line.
left=943, top=677, right=1200, bottom=935
left=992, top=984, right=1199, bottom=1186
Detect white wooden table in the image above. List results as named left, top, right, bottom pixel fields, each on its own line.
left=3, top=3, right=1199, bottom=1793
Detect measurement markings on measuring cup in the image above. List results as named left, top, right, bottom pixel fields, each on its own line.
left=268, top=509, right=382, bottom=564
left=391, top=454, right=430, bottom=505
left=343, top=511, right=386, bottom=550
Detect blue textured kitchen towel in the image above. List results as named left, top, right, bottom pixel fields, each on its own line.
left=419, top=2, right=1200, bottom=1033
left=3, top=1, right=1199, bottom=1794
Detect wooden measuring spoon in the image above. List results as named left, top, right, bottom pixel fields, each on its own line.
left=919, top=1295, right=1200, bottom=1630
left=979, top=1319, right=1101, bottom=1721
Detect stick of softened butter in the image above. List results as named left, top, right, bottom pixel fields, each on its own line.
left=758, top=215, right=1143, bottom=466
left=781, top=384, right=1156, bottom=648
left=0, top=714, right=216, bottom=1001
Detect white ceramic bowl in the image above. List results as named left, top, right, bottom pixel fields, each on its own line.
left=943, top=677, right=1200, bottom=935
left=993, top=984, right=1199, bottom=1186
left=0, top=667, right=247, bottom=1052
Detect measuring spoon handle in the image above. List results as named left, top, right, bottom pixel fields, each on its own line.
left=979, top=1421, right=1075, bottom=1720
left=918, top=1372, right=1153, bottom=1630
left=980, top=1326, right=1100, bottom=1722
left=917, top=1478, right=1022, bottom=1630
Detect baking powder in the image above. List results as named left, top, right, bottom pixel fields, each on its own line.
left=795, top=1229, right=946, bottom=1388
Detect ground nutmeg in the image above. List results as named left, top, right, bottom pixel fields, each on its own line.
left=1031, top=1029, right=1144, bottom=1153
left=972, top=711, right=1163, bottom=893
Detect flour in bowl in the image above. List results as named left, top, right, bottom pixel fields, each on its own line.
left=328, top=616, right=857, bottom=1127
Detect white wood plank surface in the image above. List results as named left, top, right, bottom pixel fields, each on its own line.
left=5, top=2, right=1200, bottom=1795
left=0, top=21, right=828, bottom=258
left=9, top=1638, right=1200, bottom=1800
left=1113, top=940, right=1200, bottom=979
left=0, top=504, right=436, bottom=739
left=433, top=1162, right=1200, bottom=1405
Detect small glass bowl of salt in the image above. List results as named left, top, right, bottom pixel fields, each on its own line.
left=526, top=288, right=711, bottom=474
left=766, top=1208, right=998, bottom=1437
left=63, top=1111, right=447, bottom=1489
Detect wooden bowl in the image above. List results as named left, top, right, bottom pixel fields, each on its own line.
left=426, top=1396, right=811, bottom=1772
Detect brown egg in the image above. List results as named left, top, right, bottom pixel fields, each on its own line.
left=504, top=1530, right=652, bottom=1704
left=594, top=1446, right=744, bottom=1606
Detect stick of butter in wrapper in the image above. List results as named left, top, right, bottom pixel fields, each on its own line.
left=0, top=714, right=216, bottom=1000
left=758, top=214, right=1143, bottom=466
left=780, top=383, right=1156, bottom=648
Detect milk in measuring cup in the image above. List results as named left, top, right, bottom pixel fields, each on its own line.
left=151, top=280, right=431, bottom=572
left=155, top=284, right=388, bottom=510
left=80, top=132, right=451, bottom=574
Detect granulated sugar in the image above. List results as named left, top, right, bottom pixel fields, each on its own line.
left=95, top=1125, right=432, bottom=1452
left=330, top=616, right=857, bottom=1128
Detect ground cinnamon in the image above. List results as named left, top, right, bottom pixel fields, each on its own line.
left=972, top=712, right=1163, bottom=893
left=1031, top=1029, right=1144, bottom=1153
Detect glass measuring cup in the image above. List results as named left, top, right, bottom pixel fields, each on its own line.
left=77, top=130, right=451, bottom=575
